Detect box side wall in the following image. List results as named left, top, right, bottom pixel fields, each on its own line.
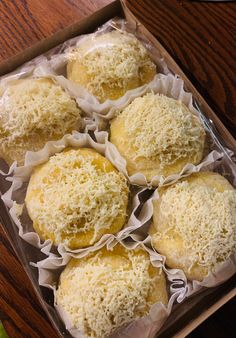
left=0, top=0, right=235, bottom=337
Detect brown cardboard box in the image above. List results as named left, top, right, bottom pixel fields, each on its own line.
left=0, top=1, right=235, bottom=337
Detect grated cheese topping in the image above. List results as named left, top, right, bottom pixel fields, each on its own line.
left=56, top=247, right=163, bottom=338
left=117, top=92, right=205, bottom=169
left=68, top=31, right=156, bottom=102
left=0, top=78, right=82, bottom=154
left=25, top=149, right=129, bottom=247
left=155, top=178, right=236, bottom=273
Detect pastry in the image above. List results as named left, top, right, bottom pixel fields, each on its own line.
left=110, top=93, right=206, bottom=180
left=67, top=30, right=156, bottom=102
left=150, top=172, right=236, bottom=281
left=0, top=78, right=82, bottom=165
left=56, top=244, right=168, bottom=338
left=25, top=148, right=129, bottom=249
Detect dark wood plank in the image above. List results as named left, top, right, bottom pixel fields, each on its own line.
left=124, top=0, right=236, bottom=138
left=0, top=0, right=235, bottom=337
left=0, top=0, right=111, bottom=61
left=0, top=226, right=58, bottom=338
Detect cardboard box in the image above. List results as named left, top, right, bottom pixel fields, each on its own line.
left=0, top=0, right=235, bottom=337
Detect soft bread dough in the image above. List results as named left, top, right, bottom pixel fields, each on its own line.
left=56, top=245, right=168, bottom=338
left=67, top=30, right=156, bottom=102
left=150, top=172, right=236, bottom=281
left=25, top=148, right=129, bottom=249
left=0, top=78, right=82, bottom=165
left=110, top=93, right=206, bottom=181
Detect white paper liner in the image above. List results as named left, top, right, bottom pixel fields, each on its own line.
left=27, top=72, right=225, bottom=187
left=185, top=254, right=236, bottom=297
left=29, top=68, right=204, bottom=124
left=34, top=237, right=187, bottom=338
left=0, top=74, right=222, bottom=184
left=100, top=73, right=229, bottom=187
left=1, top=131, right=155, bottom=257
left=105, top=140, right=224, bottom=188
left=0, top=161, right=17, bottom=177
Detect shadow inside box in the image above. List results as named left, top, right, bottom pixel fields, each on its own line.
left=188, top=296, right=236, bottom=338
left=0, top=159, right=12, bottom=193
left=157, top=274, right=236, bottom=338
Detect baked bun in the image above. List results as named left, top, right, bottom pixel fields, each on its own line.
left=110, top=93, right=206, bottom=180
left=67, top=30, right=156, bottom=102
left=150, top=172, right=236, bottom=281
left=25, top=148, right=129, bottom=249
left=56, top=245, right=168, bottom=338
left=0, top=78, right=82, bottom=165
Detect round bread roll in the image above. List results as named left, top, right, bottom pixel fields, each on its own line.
left=56, top=245, right=168, bottom=338
left=25, top=148, right=129, bottom=249
left=67, top=30, right=156, bottom=102
left=150, top=172, right=236, bottom=281
left=0, top=78, right=82, bottom=165
left=110, top=93, right=206, bottom=180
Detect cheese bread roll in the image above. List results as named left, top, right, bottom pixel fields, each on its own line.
left=110, top=93, right=206, bottom=180
left=150, top=172, right=236, bottom=281
left=0, top=78, right=82, bottom=165
left=67, top=30, right=156, bottom=102
left=25, top=148, right=129, bottom=249
left=56, top=245, right=168, bottom=338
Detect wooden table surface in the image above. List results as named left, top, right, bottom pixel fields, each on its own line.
left=0, top=0, right=235, bottom=337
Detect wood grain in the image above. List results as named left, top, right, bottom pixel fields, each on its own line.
left=124, top=0, right=236, bottom=138
left=0, top=0, right=235, bottom=337
left=0, top=0, right=111, bottom=60
left=0, top=227, right=58, bottom=338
